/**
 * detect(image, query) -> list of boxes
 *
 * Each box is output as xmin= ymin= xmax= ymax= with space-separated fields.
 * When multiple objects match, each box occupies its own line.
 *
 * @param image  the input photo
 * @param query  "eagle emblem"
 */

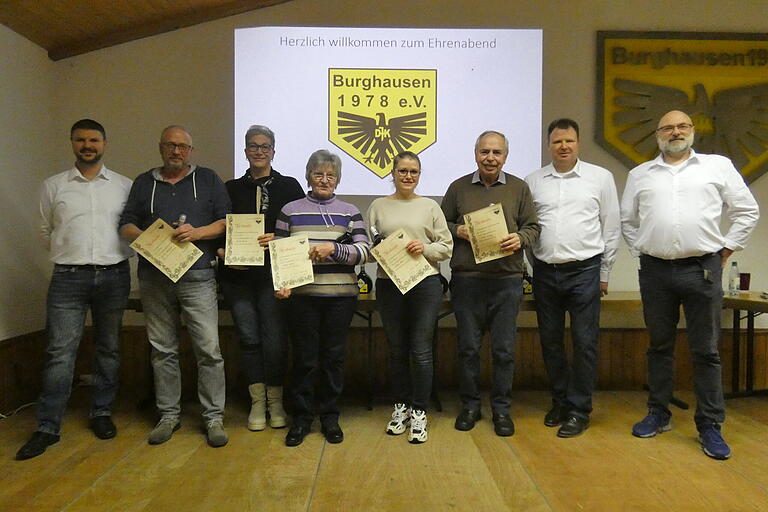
xmin=596 ymin=31 xmax=768 ymax=183
xmin=612 ymin=79 xmax=768 ymax=179
xmin=329 ymin=69 xmax=437 ymax=178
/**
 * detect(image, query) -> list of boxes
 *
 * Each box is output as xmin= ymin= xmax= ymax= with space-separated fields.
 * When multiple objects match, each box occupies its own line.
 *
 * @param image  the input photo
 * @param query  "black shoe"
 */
xmin=557 ymin=415 xmax=589 ymax=438
xmin=16 ymin=431 xmax=60 ymax=461
xmin=544 ymin=404 xmax=569 ymax=427
xmin=90 ymin=416 xmax=117 ymax=440
xmin=492 ymin=414 xmax=515 ymax=437
xmin=285 ymin=425 xmax=310 ymax=447
xmin=454 ymin=409 xmax=481 ymax=431
xmin=321 ymin=423 xmax=344 ymax=444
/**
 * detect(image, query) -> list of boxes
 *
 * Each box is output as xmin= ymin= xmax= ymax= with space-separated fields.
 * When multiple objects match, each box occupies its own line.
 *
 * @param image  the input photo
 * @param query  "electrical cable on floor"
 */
xmin=0 ymin=401 xmax=36 ymax=419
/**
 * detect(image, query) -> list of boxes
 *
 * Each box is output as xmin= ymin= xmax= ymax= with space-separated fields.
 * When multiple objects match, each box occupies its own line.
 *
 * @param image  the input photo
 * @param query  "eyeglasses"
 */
xmin=395 ymin=169 xmax=421 ymax=177
xmin=161 ymin=142 xmax=192 ymax=152
xmin=656 ymin=123 xmax=694 ymax=134
xmin=311 ymin=172 xmax=338 ymax=182
xmin=246 ymin=143 xmax=273 ymax=153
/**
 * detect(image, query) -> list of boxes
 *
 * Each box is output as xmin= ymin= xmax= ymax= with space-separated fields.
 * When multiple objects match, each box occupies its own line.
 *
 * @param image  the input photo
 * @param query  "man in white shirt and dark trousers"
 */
xmin=17 ymin=119 xmax=133 ymax=461
xmin=621 ymin=110 xmax=759 ymax=460
xmin=525 ymin=119 xmax=620 ymax=438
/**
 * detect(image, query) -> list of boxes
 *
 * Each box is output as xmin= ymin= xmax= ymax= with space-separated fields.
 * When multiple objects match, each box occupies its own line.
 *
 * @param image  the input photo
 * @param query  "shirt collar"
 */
xmin=544 ymin=159 xmax=581 ymax=178
xmin=471 ymin=170 xmax=506 ymax=185
xmin=67 ymin=164 xmax=110 ymax=181
xmin=152 ymin=164 xmax=197 ymax=181
xmin=650 ymin=149 xmax=699 ymax=171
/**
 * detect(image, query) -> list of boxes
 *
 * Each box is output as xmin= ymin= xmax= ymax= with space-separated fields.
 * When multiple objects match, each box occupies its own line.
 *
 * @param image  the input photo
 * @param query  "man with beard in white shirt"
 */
xmin=621 ymin=110 xmax=759 ymax=460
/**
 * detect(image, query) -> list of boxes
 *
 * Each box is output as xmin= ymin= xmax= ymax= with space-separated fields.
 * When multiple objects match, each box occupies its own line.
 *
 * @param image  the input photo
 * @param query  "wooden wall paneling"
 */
xmin=3 ymin=327 xmax=768 ymax=412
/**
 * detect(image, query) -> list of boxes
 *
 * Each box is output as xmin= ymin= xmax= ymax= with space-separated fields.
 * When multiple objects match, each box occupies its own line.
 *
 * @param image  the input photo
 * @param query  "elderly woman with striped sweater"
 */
xmin=275 ymin=149 xmax=370 ymax=447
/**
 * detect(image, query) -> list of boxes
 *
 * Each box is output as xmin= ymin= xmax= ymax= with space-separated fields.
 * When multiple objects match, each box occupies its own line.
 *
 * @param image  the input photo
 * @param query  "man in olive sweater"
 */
xmin=441 ymin=130 xmax=540 ymax=437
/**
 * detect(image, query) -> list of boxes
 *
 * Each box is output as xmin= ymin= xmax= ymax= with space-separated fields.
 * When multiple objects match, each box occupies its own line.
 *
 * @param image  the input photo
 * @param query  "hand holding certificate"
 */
xmin=130 ymin=218 xmax=203 ymax=282
xmin=225 ymin=214 xmax=265 ymax=266
xmin=371 ymin=228 xmax=433 ymax=294
xmin=269 ymin=235 xmax=315 ymax=290
xmin=464 ymin=203 xmax=509 ymax=264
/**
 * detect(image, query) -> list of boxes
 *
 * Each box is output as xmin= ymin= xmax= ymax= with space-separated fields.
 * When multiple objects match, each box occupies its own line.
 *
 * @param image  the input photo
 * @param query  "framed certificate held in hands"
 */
xmin=464 ymin=203 xmax=509 ymax=264
xmin=269 ymin=235 xmax=314 ymax=290
xmin=225 ymin=213 xmax=265 ymax=266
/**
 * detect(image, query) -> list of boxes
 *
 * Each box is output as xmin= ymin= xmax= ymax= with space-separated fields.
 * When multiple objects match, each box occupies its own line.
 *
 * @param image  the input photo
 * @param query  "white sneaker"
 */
xmin=409 ymin=409 xmax=428 ymax=444
xmin=386 ymin=403 xmax=410 ymax=435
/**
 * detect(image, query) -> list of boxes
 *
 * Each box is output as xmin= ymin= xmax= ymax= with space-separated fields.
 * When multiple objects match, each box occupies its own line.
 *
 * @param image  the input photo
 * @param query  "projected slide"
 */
xmin=235 ymin=27 xmax=542 ymax=196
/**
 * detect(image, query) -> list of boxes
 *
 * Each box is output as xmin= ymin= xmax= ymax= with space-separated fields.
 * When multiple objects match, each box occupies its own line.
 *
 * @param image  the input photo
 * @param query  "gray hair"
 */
xmin=244 ymin=125 xmax=275 ymax=148
xmin=474 ymin=130 xmax=509 ymax=153
xmin=305 ymin=149 xmax=342 ymax=184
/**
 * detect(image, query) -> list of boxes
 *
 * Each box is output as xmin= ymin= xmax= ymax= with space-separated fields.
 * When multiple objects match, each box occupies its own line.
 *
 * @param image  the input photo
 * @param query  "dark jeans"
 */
xmin=377 ymin=275 xmax=443 ymax=412
xmin=532 ymin=255 xmax=601 ymax=419
xmin=221 ymin=276 xmax=287 ymax=386
xmin=450 ymin=274 xmax=523 ymax=415
xmin=287 ymin=295 xmax=356 ymax=427
xmin=37 ymin=262 xmax=130 ymax=435
xmin=639 ymin=253 xmax=725 ymax=426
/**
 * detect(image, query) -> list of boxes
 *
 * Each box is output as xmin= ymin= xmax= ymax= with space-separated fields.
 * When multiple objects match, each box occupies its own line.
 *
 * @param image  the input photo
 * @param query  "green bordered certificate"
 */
xmin=225 ymin=213 xmax=265 ymax=266
xmin=268 ymin=235 xmax=314 ymax=290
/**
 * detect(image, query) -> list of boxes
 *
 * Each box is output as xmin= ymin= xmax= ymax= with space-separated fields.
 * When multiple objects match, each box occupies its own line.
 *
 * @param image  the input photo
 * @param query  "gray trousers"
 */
xmin=140 ymin=270 xmax=225 ymax=423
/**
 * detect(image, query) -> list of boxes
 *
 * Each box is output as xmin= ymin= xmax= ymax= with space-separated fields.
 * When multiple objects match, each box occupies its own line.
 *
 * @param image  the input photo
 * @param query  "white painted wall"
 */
xmin=0 ymin=25 xmax=55 ymax=339
xmin=2 ymin=0 xmax=766 ymax=337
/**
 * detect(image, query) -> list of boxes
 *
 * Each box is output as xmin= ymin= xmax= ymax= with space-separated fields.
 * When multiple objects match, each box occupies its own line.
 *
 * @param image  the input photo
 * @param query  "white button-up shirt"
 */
xmin=525 ymin=160 xmax=620 ymax=282
xmin=620 ymin=150 xmax=759 ymax=260
xmin=40 ymin=165 xmax=134 ymax=265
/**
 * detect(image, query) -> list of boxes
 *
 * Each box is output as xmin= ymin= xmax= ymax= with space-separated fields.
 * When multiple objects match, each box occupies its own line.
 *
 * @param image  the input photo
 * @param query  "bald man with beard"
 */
xmin=621 ymin=110 xmax=759 ymax=460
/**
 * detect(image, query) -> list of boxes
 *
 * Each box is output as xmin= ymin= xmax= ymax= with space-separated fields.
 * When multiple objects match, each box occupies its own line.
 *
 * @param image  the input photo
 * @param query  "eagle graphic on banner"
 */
xmin=336 ymin=111 xmax=427 ymax=170
xmin=613 ymin=79 xmax=768 ymax=173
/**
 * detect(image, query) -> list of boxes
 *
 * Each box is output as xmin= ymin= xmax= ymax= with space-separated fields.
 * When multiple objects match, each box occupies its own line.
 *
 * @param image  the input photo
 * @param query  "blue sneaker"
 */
xmin=632 ymin=411 xmax=671 ymax=438
xmin=698 ymin=424 xmax=731 ymax=460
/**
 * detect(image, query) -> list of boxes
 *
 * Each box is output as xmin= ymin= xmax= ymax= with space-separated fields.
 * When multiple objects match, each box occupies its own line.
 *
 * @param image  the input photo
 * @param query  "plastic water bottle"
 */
xmin=728 ymin=261 xmax=739 ymax=296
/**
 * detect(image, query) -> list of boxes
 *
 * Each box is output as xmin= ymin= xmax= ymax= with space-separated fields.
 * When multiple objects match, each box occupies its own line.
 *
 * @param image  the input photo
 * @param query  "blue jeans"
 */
xmin=532 ymin=255 xmax=601 ymax=419
xmin=377 ymin=275 xmax=442 ymax=412
xmin=140 ymin=270 xmax=225 ymax=423
xmin=639 ymin=253 xmax=725 ymax=426
xmin=287 ymin=295 xmax=356 ymax=427
xmin=220 ymin=276 xmax=287 ymax=386
xmin=37 ymin=261 xmax=130 ymax=435
xmin=450 ymin=274 xmax=523 ymax=415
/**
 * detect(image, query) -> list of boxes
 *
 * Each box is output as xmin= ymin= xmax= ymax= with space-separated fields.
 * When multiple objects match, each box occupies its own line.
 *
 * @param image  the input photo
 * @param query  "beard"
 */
xmin=76 ymin=151 xmax=102 ymax=164
xmin=658 ymin=132 xmax=693 ymax=156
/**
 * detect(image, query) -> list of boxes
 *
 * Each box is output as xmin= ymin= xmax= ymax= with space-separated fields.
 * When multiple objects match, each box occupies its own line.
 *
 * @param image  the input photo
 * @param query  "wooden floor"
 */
xmin=2 ymin=390 xmax=768 ymax=512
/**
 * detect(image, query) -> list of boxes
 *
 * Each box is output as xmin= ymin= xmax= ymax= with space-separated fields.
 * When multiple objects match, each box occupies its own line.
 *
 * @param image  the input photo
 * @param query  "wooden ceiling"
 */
xmin=0 ymin=0 xmax=293 ymax=61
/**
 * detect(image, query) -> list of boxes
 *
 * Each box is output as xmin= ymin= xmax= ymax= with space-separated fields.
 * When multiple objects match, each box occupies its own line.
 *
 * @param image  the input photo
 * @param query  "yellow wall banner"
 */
xmin=329 ymin=68 xmax=437 ymax=178
xmin=596 ymin=31 xmax=768 ymax=183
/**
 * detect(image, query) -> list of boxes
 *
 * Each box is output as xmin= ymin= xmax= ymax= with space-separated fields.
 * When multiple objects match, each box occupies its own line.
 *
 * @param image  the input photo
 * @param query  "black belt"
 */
xmin=55 ymin=260 xmax=129 ymax=271
xmin=640 ymin=253 xmax=715 ymax=266
xmin=534 ymin=253 xmax=601 ymax=270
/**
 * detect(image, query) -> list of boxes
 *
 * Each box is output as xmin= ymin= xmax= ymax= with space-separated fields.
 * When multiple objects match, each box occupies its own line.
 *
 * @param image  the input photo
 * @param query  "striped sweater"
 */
xmin=275 ymin=193 xmax=370 ymax=296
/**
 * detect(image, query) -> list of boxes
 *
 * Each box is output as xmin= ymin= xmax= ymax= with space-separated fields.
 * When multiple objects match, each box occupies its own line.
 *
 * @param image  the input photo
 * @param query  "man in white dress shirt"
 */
xmin=16 ymin=119 xmax=133 ymax=461
xmin=525 ymin=118 xmax=620 ymax=437
xmin=621 ymin=110 xmax=759 ymax=460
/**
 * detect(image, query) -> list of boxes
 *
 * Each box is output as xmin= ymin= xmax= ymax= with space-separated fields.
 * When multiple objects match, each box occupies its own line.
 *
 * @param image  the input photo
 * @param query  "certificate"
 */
xmin=371 ymin=228 xmax=434 ymax=295
xmin=130 ymin=218 xmax=203 ymax=283
xmin=269 ymin=235 xmax=314 ymax=290
xmin=225 ymin=214 xmax=265 ymax=266
xmin=464 ymin=203 xmax=509 ymax=264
